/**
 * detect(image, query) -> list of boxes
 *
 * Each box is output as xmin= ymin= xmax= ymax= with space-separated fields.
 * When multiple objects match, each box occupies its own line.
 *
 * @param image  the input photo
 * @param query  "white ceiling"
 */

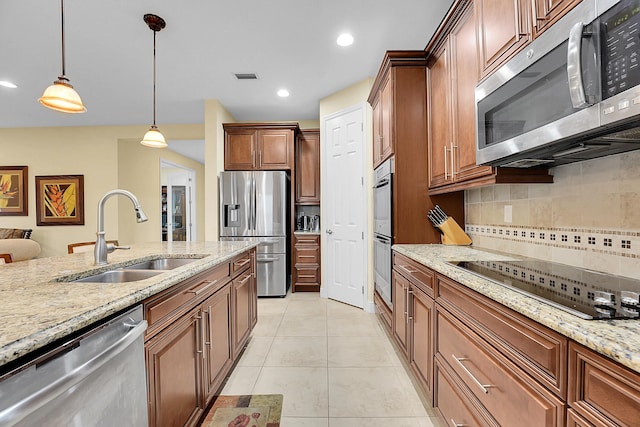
xmin=0 ymin=0 xmax=454 ymax=131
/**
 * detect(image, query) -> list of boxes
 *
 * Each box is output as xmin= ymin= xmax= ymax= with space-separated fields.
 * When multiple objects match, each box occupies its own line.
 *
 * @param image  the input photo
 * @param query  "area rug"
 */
xmin=203 ymin=395 xmax=283 ymax=427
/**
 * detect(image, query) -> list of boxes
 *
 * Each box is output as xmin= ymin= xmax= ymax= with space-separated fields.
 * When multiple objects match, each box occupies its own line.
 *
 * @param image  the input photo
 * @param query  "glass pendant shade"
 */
xmin=38 ymin=77 xmax=86 ymax=113
xmin=140 ymin=125 xmax=167 ymax=148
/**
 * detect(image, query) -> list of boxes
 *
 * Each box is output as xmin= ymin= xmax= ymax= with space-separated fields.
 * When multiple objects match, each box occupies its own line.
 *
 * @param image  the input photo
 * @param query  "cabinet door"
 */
xmin=250 ymin=250 xmax=258 ymax=329
xmin=257 ymin=129 xmax=293 ymax=170
xmin=392 ymin=270 xmax=409 ymax=358
xmin=225 ymin=129 xmax=257 ymax=170
xmin=203 ymin=286 xmax=232 ymax=403
xmin=232 ymin=270 xmax=252 ymax=358
xmin=532 ymin=0 xmax=583 ymax=37
xmin=451 ymin=6 xmax=494 ymax=183
xmin=146 ymin=309 xmax=203 ymax=427
xmin=476 ymin=0 xmax=531 ymax=77
xmin=428 ymin=43 xmax=451 ymax=188
xmin=372 ymin=96 xmax=383 ymax=168
xmin=296 ymin=130 xmax=320 ymax=204
xmin=409 ymin=286 xmax=434 ymax=398
xmin=379 ymin=72 xmax=394 ymax=166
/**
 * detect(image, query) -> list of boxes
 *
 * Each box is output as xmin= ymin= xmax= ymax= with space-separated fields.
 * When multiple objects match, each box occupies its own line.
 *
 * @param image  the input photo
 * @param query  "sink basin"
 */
xmin=123 ymin=257 xmax=198 ymax=270
xmin=72 ymin=269 xmax=162 ymax=283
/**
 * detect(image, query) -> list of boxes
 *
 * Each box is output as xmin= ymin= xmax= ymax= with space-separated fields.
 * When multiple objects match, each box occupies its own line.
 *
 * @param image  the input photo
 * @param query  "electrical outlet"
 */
xmin=504 ymin=205 xmax=513 ymax=223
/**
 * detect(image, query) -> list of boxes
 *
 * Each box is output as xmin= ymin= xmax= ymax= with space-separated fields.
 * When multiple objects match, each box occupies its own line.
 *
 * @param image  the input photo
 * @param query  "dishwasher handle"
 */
xmin=0 ymin=319 xmax=148 ymax=426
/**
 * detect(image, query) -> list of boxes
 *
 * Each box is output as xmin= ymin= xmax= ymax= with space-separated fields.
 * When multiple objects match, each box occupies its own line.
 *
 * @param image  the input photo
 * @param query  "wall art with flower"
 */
xmin=0 ymin=166 xmax=28 ymax=216
xmin=35 ymin=175 xmax=84 ymax=226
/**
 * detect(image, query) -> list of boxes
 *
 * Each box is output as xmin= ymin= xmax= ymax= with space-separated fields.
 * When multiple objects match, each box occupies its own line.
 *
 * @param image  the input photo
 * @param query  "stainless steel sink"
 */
xmin=72 ymin=269 xmax=163 ymax=283
xmin=123 ymin=258 xmax=198 ymax=270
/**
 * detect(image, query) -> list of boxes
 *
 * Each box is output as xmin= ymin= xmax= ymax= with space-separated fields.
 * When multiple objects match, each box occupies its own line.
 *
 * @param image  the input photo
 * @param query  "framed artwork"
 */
xmin=35 ymin=175 xmax=85 ymax=226
xmin=0 ymin=166 xmax=28 ymax=216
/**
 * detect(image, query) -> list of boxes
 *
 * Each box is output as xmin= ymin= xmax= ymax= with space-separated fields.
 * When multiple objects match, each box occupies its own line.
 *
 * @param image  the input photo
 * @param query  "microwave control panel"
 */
xmin=602 ymin=0 xmax=640 ymax=98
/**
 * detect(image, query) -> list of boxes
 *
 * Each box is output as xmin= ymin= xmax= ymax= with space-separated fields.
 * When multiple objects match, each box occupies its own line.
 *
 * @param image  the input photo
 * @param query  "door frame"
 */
xmin=320 ymin=102 xmax=371 ymax=311
xmin=161 ymin=159 xmax=197 ymax=242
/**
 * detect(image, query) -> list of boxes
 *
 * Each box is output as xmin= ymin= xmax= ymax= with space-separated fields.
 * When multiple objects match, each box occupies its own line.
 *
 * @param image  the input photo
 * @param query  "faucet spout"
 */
xmin=95 ymin=189 xmax=148 ymax=265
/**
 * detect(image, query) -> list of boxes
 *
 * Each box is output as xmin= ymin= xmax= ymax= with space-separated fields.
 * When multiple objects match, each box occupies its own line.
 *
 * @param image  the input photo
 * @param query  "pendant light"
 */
xmin=140 ymin=14 xmax=167 ymax=148
xmin=38 ymin=0 xmax=86 ymax=113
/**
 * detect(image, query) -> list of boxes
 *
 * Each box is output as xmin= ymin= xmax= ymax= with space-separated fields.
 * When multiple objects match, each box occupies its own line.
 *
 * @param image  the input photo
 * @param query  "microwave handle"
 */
xmin=567 ymin=22 xmax=588 ymax=108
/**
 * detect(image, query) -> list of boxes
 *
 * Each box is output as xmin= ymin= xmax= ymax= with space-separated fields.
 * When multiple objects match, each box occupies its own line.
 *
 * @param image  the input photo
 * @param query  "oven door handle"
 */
xmin=374 ymin=178 xmax=390 ymax=189
xmin=567 ymin=21 xmax=589 ymax=108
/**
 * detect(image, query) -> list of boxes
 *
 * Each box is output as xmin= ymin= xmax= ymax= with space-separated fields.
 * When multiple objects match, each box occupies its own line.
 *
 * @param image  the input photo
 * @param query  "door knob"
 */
xmin=326 ymin=229 xmax=333 ymax=235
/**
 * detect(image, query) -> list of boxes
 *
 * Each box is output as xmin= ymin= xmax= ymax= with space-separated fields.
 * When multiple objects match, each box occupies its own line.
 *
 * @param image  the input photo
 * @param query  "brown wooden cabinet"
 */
xmin=427 ymin=1 xmax=552 ymax=194
xmin=292 ymin=233 xmax=320 ymax=292
xmin=146 ymin=307 xmax=204 ymax=427
xmin=224 ymin=123 xmax=298 ymax=170
xmin=295 ymin=129 xmax=320 ymax=204
xmin=475 ymin=0 xmax=582 ymax=78
xmin=568 ymin=342 xmax=640 ymax=427
xmin=143 ymin=249 xmax=257 ymax=427
xmin=368 ymin=50 xmax=465 ymax=244
xmin=371 ymin=72 xmax=393 ymax=168
xmin=392 ymin=252 xmax=436 ymax=401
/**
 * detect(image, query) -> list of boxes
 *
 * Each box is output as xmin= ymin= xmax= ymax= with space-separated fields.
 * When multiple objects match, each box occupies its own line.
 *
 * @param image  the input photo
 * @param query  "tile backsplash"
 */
xmin=465 ymin=150 xmax=640 ymax=279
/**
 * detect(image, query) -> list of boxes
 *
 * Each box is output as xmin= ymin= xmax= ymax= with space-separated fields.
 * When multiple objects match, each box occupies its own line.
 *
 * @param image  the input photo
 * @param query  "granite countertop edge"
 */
xmin=0 ymin=241 xmax=260 ymax=368
xmin=393 ymin=244 xmax=640 ymax=374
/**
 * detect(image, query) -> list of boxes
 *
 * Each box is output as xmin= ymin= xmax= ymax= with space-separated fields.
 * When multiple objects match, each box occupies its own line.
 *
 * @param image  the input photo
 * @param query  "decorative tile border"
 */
xmin=465 ymin=224 xmax=640 ymax=260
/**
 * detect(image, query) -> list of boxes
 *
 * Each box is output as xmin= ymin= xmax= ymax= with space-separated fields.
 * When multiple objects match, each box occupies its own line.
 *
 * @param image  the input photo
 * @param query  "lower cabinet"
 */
xmin=292 ymin=234 xmax=321 ymax=292
xmin=146 ymin=308 xmax=204 ymax=427
xmin=144 ymin=248 xmax=256 ymax=427
xmin=388 ymin=250 xmax=640 ymax=427
xmin=392 ymin=252 xmax=436 ymax=401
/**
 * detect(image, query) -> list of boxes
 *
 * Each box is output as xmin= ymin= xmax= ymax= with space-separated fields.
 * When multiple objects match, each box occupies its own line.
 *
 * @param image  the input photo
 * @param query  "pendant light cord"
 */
xmin=60 ymin=0 xmax=66 ymax=77
xmin=152 ymin=29 xmax=157 ymax=127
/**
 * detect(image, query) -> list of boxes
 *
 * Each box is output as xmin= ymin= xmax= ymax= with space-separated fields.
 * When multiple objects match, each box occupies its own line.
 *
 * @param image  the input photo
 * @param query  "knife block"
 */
xmin=438 ymin=217 xmax=472 ymax=246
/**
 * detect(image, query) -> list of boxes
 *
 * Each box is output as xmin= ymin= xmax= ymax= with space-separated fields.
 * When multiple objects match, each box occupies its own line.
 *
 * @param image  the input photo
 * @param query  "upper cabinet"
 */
xmin=295 ymin=129 xmax=320 ymax=205
xmin=476 ymin=0 xmax=582 ymax=78
xmin=224 ymin=123 xmax=298 ymax=171
xmin=427 ymin=0 xmax=553 ymax=194
xmin=371 ymin=73 xmax=394 ymax=168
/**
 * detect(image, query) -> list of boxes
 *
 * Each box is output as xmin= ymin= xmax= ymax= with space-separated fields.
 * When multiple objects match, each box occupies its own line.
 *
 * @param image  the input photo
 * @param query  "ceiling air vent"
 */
xmin=234 ymin=73 xmax=258 ymax=80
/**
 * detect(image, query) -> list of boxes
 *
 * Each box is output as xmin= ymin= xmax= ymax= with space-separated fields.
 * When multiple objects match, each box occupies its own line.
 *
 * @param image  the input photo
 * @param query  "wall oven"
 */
xmin=476 ymin=0 xmax=640 ymax=168
xmin=373 ymin=158 xmax=393 ymax=309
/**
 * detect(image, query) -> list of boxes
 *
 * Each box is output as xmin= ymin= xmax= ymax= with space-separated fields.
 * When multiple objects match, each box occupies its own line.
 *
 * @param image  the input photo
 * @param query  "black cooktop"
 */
xmin=448 ymin=259 xmax=640 ymax=320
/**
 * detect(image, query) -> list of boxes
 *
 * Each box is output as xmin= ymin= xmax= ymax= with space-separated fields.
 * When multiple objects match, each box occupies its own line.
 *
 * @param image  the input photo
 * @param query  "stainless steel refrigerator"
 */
xmin=219 ymin=171 xmax=288 ymax=296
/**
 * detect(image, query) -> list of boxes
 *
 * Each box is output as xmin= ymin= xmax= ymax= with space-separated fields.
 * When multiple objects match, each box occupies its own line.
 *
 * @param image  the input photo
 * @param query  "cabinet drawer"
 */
xmin=294 ymin=245 xmax=319 ymax=264
xmin=437 ymin=275 xmax=567 ymax=398
xmin=567 ymin=409 xmax=595 ymax=427
xmin=295 ymin=267 xmax=319 ymax=283
xmin=568 ymin=342 xmax=640 ymax=427
xmin=145 ymin=262 xmax=230 ymax=333
xmin=393 ymin=252 xmax=435 ymax=298
xmin=436 ymin=307 xmax=565 ymax=427
xmin=435 ymin=357 xmax=496 ymax=427
xmin=231 ymin=252 xmax=252 ymax=276
xmin=294 ymin=234 xmax=319 ymax=245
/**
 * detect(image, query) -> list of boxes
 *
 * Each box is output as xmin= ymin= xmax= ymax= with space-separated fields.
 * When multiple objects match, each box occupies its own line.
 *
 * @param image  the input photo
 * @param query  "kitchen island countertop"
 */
xmin=393 ymin=244 xmax=640 ymax=374
xmin=0 ymin=241 xmax=259 ymax=369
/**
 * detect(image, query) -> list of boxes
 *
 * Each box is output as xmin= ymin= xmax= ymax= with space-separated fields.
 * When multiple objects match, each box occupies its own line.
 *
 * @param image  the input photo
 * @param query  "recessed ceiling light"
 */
xmin=277 ymin=89 xmax=290 ymax=98
xmin=336 ymin=33 xmax=354 ymax=47
xmin=0 ymin=81 xmax=17 ymax=89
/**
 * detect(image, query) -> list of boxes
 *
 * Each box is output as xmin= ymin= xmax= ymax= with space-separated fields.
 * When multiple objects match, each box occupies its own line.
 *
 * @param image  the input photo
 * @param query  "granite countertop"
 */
xmin=393 ymin=244 xmax=640 ymax=374
xmin=0 ymin=241 xmax=259 ymax=369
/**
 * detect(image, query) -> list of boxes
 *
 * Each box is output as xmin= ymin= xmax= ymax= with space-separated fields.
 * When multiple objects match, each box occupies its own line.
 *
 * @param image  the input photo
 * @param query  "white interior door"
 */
xmin=322 ymin=105 xmax=366 ymax=308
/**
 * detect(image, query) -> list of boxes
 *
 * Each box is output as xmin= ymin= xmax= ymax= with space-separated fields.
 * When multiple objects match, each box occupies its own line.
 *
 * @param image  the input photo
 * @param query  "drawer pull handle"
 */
xmin=450 ymin=419 xmax=468 ymax=427
xmin=299 ymin=255 xmax=315 ymax=258
xmin=234 ymin=258 xmax=250 ymax=267
xmin=299 ymin=275 xmax=315 ymax=278
xmin=452 ymin=354 xmax=494 ymax=394
xmin=238 ymin=274 xmax=251 ymax=285
xmin=186 ymin=279 xmax=218 ymax=295
xmin=398 ymin=265 xmax=419 ymax=274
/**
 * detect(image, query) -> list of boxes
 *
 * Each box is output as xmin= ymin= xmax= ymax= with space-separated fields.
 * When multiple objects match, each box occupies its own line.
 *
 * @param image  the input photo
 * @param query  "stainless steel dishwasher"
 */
xmin=0 ymin=305 xmax=148 ymax=427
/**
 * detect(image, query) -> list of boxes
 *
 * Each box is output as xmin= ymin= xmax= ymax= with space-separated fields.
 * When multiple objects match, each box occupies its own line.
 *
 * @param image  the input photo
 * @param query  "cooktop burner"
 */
xmin=448 ymin=259 xmax=640 ymax=320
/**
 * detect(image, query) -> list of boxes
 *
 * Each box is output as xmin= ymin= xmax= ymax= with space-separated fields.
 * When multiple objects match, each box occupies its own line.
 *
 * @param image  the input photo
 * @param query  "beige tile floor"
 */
xmin=219 ymin=292 xmax=442 ymax=427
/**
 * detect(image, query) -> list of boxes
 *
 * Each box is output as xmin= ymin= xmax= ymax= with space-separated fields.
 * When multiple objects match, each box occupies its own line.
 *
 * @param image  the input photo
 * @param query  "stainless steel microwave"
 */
xmin=476 ymin=0 xmax=640 ymax=168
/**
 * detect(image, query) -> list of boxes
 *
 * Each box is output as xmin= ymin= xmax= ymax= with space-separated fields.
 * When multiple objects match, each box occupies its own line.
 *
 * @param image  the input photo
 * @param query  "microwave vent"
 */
xmin=501 ymin=158 xmax=555 ymax=168
xmin=600 ymin=126 xmax=640 ymax=141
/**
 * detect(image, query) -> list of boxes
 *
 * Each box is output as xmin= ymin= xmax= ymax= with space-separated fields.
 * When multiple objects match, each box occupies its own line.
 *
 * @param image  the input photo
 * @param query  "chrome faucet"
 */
xmin=95 ymin=189 xmax=148 ymax=265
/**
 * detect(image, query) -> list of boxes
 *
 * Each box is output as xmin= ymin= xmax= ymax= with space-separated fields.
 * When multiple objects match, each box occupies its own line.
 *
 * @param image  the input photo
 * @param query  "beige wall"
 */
xmin=319 ymin=78 xmax=376 ymax=307
xmin=465 ymin=150 xmax=640 ymax=279
xmin=0 ymin=124 xmax=203 ymax=257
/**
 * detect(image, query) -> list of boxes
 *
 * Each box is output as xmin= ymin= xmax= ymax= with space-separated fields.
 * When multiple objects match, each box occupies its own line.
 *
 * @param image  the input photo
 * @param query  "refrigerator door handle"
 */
xmin=249 ymin=175 xmax=255 ymax=231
